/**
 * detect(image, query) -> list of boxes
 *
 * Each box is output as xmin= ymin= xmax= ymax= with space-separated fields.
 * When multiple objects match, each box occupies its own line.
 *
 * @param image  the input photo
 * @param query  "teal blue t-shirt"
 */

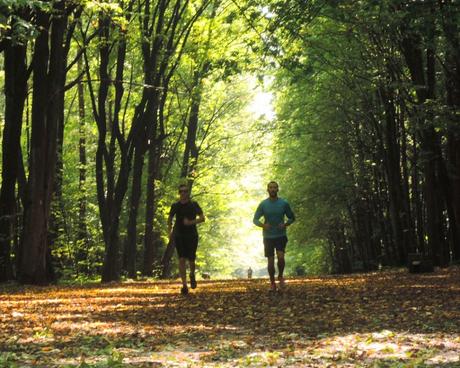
xmin=253 ymin=197 xmax=295 ymax=239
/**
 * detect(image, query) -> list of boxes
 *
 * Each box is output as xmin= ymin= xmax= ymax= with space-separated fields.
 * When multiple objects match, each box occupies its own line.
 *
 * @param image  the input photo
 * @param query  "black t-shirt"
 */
xmin=169 ymin=200 xmax=203 ymax=235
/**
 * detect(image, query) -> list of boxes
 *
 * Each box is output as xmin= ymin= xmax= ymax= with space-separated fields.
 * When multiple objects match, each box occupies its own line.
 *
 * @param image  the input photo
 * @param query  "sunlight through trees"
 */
xmin=0 ymin=0 xmax=459 ymax=284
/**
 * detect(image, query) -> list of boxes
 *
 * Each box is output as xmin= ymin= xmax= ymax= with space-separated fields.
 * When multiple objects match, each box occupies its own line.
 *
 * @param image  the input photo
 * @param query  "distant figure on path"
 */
xmin=168 ymin=184 xmax=205 ymax=295
xmin=253 ymin=181 xmax=295 ymax=291
xmin=247 ymin=267 xmax=253 ymax=279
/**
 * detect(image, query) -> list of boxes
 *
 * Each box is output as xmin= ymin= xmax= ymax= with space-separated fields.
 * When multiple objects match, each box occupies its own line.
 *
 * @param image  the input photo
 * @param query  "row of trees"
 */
xmin=3 ymin=0 xmax=458 ymax=283
xmin=267 ymin=0 xmax=460 ymax=273
xmin=0 ymin=0 xmax=268 ymax=284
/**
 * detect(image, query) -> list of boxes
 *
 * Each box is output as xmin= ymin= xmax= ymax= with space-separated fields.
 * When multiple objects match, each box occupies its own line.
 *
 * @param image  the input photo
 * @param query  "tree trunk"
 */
xmin=440 ymin=0 xmax=460 ymax=262
xmin=412 ymin=139 xmax=426 ymax=254
xmin=143 ymin=116 xmax=160 ymax=277
xmin=92 ymin=14 xmax=132 ymax=283
xmin=76 ymin=56 xmax=89 ymax=272
xmin=0 ymin=36 xmax=28 ymax=282
xmin=379 ymin=86 xmax=407 ymax=265
xmin=399 ymin=105 xmax=416 ymax=254
xmin=47 ymin=64 xmax=67 ymax=280
xmin=18 ymin=3 xmax=69 ymax=284
xmin=400 ymin=24 xmax=446 ymax=266
xmin=124 ymin=143 xmax=146 ymax=278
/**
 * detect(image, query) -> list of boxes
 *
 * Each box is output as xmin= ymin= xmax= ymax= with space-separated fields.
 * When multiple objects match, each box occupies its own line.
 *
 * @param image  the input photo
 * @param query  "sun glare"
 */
xmin=226 ymin=173 xmax=269 ymax=275
xmin=248 ymin=91 xmax=275 ymax=121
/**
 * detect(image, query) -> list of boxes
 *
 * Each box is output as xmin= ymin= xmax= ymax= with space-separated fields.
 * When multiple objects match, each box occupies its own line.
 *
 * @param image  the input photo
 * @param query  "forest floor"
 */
xmin=0 ymin=268 xmax=459 ymax=367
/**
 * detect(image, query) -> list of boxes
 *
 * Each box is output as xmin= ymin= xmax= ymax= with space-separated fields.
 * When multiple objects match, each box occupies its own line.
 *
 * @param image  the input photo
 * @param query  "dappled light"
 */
xmin=1 ymin=269 xmax=459 ymax=366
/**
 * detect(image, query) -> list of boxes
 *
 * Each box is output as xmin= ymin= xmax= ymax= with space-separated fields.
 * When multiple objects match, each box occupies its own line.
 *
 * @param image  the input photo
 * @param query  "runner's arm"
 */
xmin=284 ymin=202 xmax=295 ymax=226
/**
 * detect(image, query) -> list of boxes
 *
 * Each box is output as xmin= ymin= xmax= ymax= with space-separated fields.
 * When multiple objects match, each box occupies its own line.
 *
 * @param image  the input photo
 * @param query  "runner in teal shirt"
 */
xmin=253 ymin=181 xmax=295 ymax=291
xmin=253 ymin=197 xmax=295 ymax=238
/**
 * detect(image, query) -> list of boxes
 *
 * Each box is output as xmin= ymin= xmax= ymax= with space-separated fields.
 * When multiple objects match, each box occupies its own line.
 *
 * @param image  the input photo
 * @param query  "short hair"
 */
xmin=178 ymin=184 xmax=188 ymax=191
xmin=267 ymin=181 xmax=279 ymax=188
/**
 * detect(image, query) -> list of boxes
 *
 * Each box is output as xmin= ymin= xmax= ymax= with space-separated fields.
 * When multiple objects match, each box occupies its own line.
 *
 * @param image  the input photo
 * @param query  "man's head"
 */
xmin=178 ymin=184 xmax=190 ymax=201
xmin=267 ymin=181 xmax=279 ymax=198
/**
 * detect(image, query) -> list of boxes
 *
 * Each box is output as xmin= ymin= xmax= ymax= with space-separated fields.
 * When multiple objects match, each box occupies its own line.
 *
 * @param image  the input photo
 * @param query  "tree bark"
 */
xmin=76 ymin=56 xmax=89 ymax=272
xmin=18 ymin=2 xmax=70 ymax=284
xmin=0 ymin=32 xmax=28 ymax=282
xmin=124 ymin=143 xmax=145 ymax=278
xmin=143 ymin=101 xmax=161 ymax=277
xmin=379 ymin=86 xmax=407 ymax=264
xmin=439 ymin=0 xmax=460 ymax=262
xmin=400 ymin=24 xmax=445 ymax=266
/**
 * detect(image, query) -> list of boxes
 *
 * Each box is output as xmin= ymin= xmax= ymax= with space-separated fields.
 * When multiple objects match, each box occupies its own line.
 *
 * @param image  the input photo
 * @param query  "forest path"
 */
xmin=0 ymin=269 xmax=459 ymax=367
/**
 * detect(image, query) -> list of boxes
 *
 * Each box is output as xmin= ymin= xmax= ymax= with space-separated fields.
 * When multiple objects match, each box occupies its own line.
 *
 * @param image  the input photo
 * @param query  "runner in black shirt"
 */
xmin=168 ymin=184 xmax=205 ymax=295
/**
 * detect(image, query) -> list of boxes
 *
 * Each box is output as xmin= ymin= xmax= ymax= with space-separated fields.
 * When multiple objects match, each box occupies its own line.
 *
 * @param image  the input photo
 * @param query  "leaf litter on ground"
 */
xmin=0 ymin=268 xmax=459 ymax=367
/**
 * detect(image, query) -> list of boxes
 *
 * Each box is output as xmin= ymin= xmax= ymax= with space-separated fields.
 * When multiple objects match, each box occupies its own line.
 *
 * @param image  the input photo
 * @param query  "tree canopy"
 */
xmin=0 ymin=0 xmax=459 ymax=284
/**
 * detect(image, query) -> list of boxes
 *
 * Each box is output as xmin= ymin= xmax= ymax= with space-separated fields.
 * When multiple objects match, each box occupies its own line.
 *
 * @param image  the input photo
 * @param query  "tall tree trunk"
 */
xmin=439 ymin=0 xmax=460 ymax=262
xmin=399 ymin=105 xmax=417 ymax=254
xmin=18 ymin=2 xmax=69 ymax=284
xmin=143 ymin=106 xmax=160 ymax=277
xmin=0 ymin=35 xmax=28 ymax=282
xmin=76 ymin=56 xmax=89 ymax=272
xmin=400 ymin=24 xmax=445 ymax=266
xmin=47 ymin=73 xmax=67 ymax=281
xmin=90 ymin=13 xmax=132 ymax=283
xmin=79 ymin=6 xmax=136 ymax=282
xmin=412 ymin=138 xmax=425 ymax=253
xmin=89 ymin=29 xmax=112 ymax=279
xmin=379 ymin=86 xmax=407 ymax=264
xmin=124 ymin=142 xmax=146 ymax=278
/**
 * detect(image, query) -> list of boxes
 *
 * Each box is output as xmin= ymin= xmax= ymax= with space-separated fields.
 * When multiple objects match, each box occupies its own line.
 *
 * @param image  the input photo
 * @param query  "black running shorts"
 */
xmin=174 ymin=233 xmax=198 ymax=261
xmin=263 ymin=236 xmax=288 ymax=257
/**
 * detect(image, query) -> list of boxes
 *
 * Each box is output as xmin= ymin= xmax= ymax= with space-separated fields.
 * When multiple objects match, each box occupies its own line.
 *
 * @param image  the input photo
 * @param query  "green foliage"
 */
xmin=0 ymin=0 xmax=41 ymax=45
xmin=164 ymin=72 xmax=272 ymax=277
xmin=0 ymin=352 xmax=19 ymax=368
xmin=266 ymin=1 xmax=387 ymax=271
xmin=285 ymin=239 xmax=330 ymax=275
xmin=23 ymin=0 xmax=275 ymax=280
xmin=263 ymin=0 xmax=460 ymax=272
xmin=4 ymin=0 xmax=457 ymax=282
